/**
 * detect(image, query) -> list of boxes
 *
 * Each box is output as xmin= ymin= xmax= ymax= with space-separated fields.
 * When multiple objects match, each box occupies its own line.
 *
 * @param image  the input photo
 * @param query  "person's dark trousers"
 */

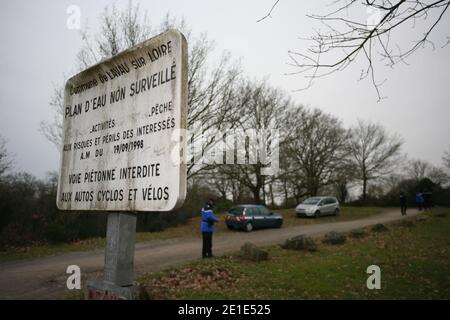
xmin=401 ymin=205 xmax=407 ymax=215
xmin=202 ymin=232 xmax=213 ymax=258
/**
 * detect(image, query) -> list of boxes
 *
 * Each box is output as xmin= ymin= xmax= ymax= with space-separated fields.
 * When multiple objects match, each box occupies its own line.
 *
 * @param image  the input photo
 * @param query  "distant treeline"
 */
xmin=1 ymin=169 xmax=449 ymax=248
xmin=347 ymin=177 xmax=450 ymax=207
xmin=0 ymin=172 xmax=229 ymax=248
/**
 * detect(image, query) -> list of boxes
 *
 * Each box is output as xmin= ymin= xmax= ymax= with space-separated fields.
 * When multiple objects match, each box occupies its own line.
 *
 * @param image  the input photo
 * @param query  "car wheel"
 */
xmin=314 ymin=211 xmax=320 ymax=218
xmin=245 ymin=222 xmax=253 ymax=232
xmin=334 ymin=208 xmax=340 ymax=216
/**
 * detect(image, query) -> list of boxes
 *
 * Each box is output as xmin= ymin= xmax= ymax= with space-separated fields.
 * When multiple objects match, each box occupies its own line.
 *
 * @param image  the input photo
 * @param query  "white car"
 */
xmin=295 ymin=196 xmax=340 ymax=218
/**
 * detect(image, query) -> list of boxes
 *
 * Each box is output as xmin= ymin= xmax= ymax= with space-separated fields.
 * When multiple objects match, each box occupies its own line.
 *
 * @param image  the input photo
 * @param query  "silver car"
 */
xmin=295 ymin=196 xmax=340 ymax=218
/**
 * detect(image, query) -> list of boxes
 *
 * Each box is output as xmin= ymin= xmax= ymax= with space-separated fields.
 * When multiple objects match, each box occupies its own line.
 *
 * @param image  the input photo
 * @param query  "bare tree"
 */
xmin=273 ymin=105 xmax=309 ymax=205
xmin=40 ymin=1 xmax=152 ymax=147
xmin=407 ymin=159 xmax=432 ymax=181
xmin=276 ymin=146 xmax=300 ymax=206
xmin=427 ymin=165 xmax=449 ymax=185
xmin=210 ymin=173 xmax=232 ymax=201
xmin=285 ymin=108 xmax=350 ymax=197
xmin=76 ymin=2 xmax=153 ymax=70
xmin=40 ymin=85 xmax=65 ymax=147
xmin=0 ymin=136 xmax=12 ymax=177
xmin=217 ymin=79 xmax=290 ymax=204
xmin=332 ymin=159 xmax=358 ymax=203
xmin=185 ymin=39 xmax=241 ymax=179
xmin=406 ymin=158 xmax=449 ymax=185
xmin=443 ymin=150 xmax=450 ymax=171
xmin=259 ymin=1 xmax=450 ymax=100
xmin=348 ymin=120 xmax=403 ymax=201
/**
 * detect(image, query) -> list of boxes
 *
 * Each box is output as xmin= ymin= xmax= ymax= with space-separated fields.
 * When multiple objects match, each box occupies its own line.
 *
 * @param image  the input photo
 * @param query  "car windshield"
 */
xmin=302 ymin=197 xmax=322 ymax=205
xmin=228 ymin=207 xmax=246 ymax=215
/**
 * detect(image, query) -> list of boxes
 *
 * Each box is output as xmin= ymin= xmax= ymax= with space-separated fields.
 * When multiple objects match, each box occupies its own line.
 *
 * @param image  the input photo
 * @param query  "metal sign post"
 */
xmin=57 ymin=29 xmax=187 ymax=299
xmin=87 ymin=212 xmax=136 ymax=300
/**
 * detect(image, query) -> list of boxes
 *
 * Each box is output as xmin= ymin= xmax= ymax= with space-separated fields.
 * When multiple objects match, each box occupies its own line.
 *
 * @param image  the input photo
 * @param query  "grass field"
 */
xmin=0 ymin=206 xmax=387 ymax=262
xmin=137 ymin=207 xmax=450 ymax=300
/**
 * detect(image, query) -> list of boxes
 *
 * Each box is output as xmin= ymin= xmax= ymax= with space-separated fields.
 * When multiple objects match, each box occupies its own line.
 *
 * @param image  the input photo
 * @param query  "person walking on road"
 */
xmin=415 ymin=192 xmax=424 ymax=211
xmin=423 ymin=189 xmax=432 ymax=211
xmin=400 ymin=191 xmax=407 ymax=216
xmin=201 ymin=199 xmax=219 ymax=258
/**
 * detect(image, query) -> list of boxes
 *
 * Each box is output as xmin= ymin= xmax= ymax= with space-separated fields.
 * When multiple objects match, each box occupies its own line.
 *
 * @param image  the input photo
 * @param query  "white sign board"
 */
xmin=57 ymin=30 xmax=187 ymax=212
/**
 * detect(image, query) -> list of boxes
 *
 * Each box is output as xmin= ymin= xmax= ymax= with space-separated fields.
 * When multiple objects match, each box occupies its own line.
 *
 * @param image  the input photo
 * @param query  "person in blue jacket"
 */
xmin=415 ymin=192 xmax=424 ymax=211
xmin=201 ymin=199 xmax=219 ymax=258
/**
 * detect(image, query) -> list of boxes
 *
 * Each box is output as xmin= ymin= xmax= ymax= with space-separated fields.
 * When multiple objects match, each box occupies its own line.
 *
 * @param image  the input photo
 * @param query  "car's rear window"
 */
xmin=302 ymin=197 xmax=321 ymax=205
xmin=258 ymin=206 xmax=271 ymax=215
xmin=229 ymin=207 xmax=246 ymax=215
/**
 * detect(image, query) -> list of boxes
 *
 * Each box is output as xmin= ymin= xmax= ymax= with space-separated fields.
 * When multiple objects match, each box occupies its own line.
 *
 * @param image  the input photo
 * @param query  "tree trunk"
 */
xmin=362 ymin=177 xmax=367 ymax=201
xmin=269 ymin=183 xmax=275 ymax=208
xmin=337 ymin=181 xmax=347 ymax=204
xmin=283 ymin=181 xmax=289 ymax=208
xmin=262 ymin=183 xmax=266 ymax=205
xmin=252 ymin=188 xmax=261 ymax=204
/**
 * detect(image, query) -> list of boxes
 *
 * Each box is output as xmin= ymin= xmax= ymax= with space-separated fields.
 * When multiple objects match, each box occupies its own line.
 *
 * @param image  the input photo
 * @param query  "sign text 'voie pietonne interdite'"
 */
xmin=57 ymin=29 xmax=187 ymax=212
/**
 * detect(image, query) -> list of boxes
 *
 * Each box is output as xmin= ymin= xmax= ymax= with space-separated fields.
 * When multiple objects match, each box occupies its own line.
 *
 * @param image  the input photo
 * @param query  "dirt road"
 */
xmin=0 ymin=209 xmax=417 ymax=299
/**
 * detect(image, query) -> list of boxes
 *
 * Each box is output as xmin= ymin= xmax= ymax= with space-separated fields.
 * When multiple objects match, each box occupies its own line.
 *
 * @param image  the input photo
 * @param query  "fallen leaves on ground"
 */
xmin=144 ymin=264 xmax=240 ymax=299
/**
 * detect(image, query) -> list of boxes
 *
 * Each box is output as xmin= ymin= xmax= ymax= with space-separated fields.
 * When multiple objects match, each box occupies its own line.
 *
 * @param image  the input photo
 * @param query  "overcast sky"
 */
xmin=1 ymin=0 xmax=449 ymax=179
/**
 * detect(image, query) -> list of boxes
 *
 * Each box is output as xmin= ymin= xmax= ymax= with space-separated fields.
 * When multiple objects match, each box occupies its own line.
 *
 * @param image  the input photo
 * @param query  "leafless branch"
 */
xmin=257 ymin=0 xmax=280 ymax=22
xmin=289 ymin=0 xmax=450 ymax=100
